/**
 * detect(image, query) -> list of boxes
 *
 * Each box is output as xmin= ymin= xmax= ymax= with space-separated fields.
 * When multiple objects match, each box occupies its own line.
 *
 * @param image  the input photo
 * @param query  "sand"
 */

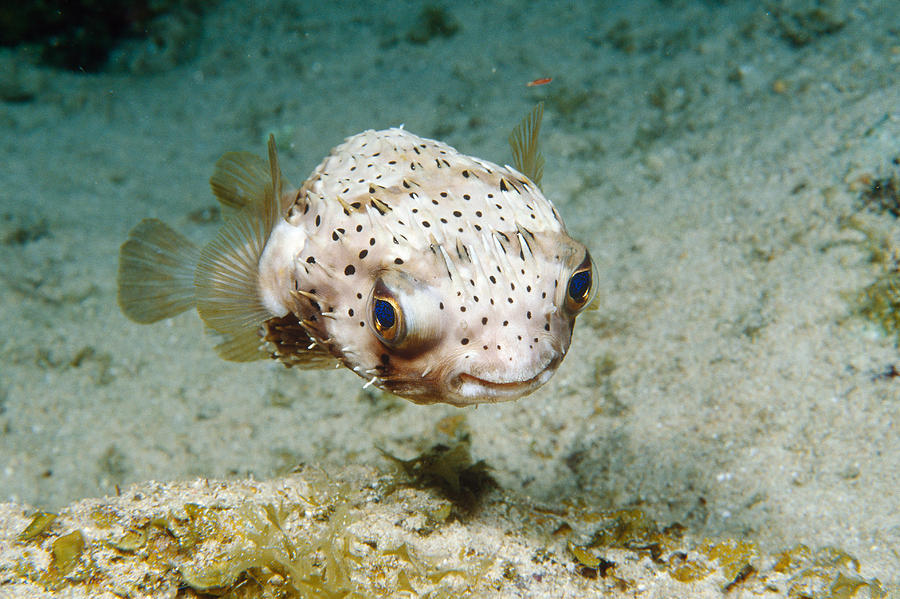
xmin=1 ymin=0 xmax=899 ymax=595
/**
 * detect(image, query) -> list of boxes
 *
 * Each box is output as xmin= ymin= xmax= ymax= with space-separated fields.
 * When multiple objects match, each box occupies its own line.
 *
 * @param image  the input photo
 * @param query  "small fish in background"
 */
xmin=526 ymin=77 xmax=553 ymax=87
xmin=117 ymin=104 xmax=596 ymax=405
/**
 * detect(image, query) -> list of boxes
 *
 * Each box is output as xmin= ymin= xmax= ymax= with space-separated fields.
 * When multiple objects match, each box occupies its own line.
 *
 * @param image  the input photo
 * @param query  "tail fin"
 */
xmin=194 ymin=135 xmax=283 ymax=362
xmin=118 ymin=219 xmax=201 ymax=323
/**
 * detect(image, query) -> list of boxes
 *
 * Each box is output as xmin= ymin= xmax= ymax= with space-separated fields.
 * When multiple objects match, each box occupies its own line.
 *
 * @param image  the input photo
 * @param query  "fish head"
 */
xmin=309 ymin=223 xmax=595 ymax=406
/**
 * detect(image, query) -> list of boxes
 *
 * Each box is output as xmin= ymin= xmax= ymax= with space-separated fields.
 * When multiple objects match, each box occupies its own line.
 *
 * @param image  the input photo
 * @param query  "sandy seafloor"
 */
xmin=1 ymin=0 xmax=900 ymax=595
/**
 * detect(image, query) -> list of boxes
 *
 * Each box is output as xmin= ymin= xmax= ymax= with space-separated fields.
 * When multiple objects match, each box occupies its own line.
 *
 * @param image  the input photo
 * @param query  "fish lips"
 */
xmin=450 ymin=355 xmax=563 ymax=404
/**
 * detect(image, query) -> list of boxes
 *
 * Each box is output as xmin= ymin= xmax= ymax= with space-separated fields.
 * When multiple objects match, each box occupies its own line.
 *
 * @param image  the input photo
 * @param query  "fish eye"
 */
xmin=565 ymin=252 xmax=594 ymax=313
xmin=368 ymin=271 xmax=443 ymax=353
xmin=372 ymin=283 xmax=404 ymax=344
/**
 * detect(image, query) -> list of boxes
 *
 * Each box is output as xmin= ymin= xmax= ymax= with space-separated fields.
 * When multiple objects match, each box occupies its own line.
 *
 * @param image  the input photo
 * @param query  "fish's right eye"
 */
xmin=368 ymin=272 xmax=442 ymax=353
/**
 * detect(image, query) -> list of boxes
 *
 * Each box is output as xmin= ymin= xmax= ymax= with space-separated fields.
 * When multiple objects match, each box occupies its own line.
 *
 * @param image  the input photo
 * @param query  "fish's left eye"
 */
xmin=565 ymin=252 xmax=594 ymax=313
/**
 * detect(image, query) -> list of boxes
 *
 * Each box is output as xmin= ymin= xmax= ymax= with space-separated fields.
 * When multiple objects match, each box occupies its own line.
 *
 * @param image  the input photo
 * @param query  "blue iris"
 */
xmin=373 ymin=298 xmax=396 ymax=329
xmin=567 ymin=270 xmax=591 ymax=302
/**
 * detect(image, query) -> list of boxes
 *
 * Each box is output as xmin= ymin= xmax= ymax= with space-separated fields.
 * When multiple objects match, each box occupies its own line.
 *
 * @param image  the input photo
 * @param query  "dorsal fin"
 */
xmin=194 ymin=135 xmax=283 ymax=362
xmin=117 ymin=219 xmax=201 ymax=323
xmin=508 ymin=102 xmax=545 ymax=189
xmin=268 ymin=134 xmax=283 ymax=201
xmin=209 ymin=151 xmax=270 ymax=210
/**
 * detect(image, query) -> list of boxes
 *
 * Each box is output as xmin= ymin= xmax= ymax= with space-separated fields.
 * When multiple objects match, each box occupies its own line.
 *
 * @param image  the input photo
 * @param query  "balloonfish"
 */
xmin=117 ymin=104 xmax=596 ymax=406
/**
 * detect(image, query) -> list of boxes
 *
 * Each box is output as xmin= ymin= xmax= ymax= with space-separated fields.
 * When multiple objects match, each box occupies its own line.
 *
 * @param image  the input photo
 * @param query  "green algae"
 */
xmin=839 ymin=167 xmax=900 ymax=344
xmin=50 ymin=530 xmax=84 ymax=577
xmin=830 ymin=215 xmax=900 ymax=345
xmin=5 ymin=465 xmax=894 ymax=597
xmin=17 ymin=510 xmax=56 ymax=541
xmin=564 ymin=508 xmax=886 ymax=596
xmin=381 ymin=440 xmax=496 ymax=515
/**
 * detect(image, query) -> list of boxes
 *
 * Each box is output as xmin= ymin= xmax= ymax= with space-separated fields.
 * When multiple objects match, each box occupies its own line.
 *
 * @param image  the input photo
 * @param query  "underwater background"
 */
xmin=1 ymin=0 xmax=899 ymax=595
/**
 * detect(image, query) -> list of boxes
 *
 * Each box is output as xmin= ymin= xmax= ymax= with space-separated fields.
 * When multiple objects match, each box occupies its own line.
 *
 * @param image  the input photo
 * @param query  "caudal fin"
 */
xmin=117 ymin=219 xmax=201 ymax=323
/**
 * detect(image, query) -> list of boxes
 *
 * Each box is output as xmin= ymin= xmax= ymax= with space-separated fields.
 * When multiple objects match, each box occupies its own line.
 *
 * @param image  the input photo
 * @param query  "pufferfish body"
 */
xmin=118 ymin=105 xmax=596 ymax=405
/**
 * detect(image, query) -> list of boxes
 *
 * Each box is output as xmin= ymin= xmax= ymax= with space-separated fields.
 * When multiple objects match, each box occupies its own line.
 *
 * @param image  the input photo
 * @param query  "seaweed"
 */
xmin=566 ymin=508 xmax=886 ymax=596
xmin=857 ymin=162 xmax=900 ymax=218
xmin=381 ymin=435 xmax=497 ymax=516
xmin=178 ymin=501 xmax=356 ymax=596
xmin=50 ymin=530 xmax=85 ymax=577
xmin=769 ymin=0 xmax=846 ymax=47
xmin=834 ymin=215 xmax=900 ymax=345
xmin=17 ymin=510 xmax=57 ymax=541
xmin=856 ymin=266 xmax=900 ymax=344
xmin=4 ymin=473 xmax=893 ymax=597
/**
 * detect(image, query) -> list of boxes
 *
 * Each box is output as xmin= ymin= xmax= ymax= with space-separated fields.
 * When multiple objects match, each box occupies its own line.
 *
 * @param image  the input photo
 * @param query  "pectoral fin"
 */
xmin=194 ymin=136 xmax=284 ymax=362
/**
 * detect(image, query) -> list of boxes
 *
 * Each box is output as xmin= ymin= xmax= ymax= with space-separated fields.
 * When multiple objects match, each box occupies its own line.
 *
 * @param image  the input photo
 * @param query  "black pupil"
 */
xmin=568 ymin=270 xmax=591 ymax=302
xmin=374 ymin=299 xmax=395 ymax=329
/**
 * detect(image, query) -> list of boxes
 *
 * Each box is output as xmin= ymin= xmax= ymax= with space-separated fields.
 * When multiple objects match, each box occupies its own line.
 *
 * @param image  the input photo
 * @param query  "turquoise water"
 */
xmin=1 ymin=0 xmax=899 ymax=587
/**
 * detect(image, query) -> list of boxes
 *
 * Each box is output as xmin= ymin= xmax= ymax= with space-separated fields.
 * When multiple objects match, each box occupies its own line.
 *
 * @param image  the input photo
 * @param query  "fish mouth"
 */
xmin=454 ymin=357 xmax=560 ymax=403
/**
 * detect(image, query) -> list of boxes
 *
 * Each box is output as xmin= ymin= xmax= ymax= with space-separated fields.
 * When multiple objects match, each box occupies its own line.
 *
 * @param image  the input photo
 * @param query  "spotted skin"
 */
xmin=256 ymin=128 xmax=594 ymax=406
